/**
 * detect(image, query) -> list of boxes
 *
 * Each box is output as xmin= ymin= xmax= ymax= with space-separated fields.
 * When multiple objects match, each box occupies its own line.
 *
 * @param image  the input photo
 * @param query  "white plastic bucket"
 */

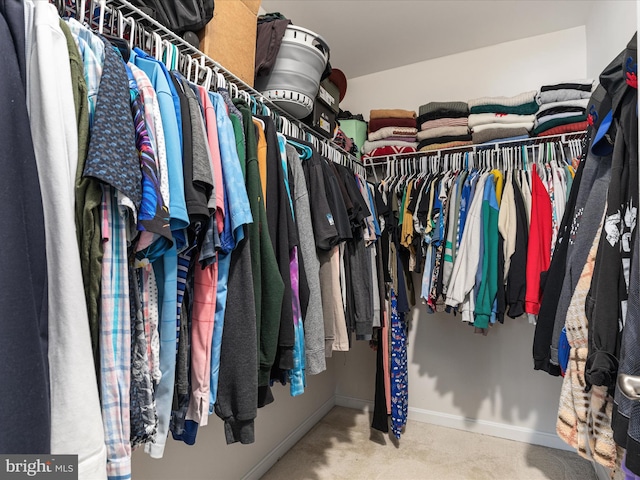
xmin=255 ymin=25 xmax=330 ymax=119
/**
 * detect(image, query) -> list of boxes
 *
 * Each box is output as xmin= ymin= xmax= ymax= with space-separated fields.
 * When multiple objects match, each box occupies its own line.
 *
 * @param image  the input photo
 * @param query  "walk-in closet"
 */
xmin=0 ymin=1 xmax=638 ymax=479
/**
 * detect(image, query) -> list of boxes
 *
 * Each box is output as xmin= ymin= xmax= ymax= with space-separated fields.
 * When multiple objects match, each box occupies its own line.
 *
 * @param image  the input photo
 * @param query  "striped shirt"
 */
xmin=101 ymin=186 xmax=132 ymax=480
xmin=129 ymin=64 xmax=171 ymax=213
xmin=65 ymin=18 xmax=104 ymax=126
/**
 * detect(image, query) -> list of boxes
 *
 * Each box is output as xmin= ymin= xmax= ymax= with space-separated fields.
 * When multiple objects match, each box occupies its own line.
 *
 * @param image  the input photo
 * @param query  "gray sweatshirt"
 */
xmin=286 ymin=144 xmax=327 ymax=374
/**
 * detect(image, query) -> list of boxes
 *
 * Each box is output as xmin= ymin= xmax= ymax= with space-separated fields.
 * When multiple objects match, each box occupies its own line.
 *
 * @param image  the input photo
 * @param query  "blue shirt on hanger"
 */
xmin=131 ymin=48 xmax=189 ymax=249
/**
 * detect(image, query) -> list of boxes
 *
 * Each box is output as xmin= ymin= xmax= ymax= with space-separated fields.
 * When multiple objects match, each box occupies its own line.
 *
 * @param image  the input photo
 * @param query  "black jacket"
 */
xmin=0 ymin=5 xmax=50 ymax=453
xmin=585 ymin=33 xmax=638 ymax=392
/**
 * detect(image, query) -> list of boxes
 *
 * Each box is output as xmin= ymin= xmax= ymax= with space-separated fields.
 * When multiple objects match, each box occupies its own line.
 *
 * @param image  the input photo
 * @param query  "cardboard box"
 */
xmin=242 ymin=0 xmax=261 ymax=14
xmin=198 ymin=0 xmax=261 ymax=87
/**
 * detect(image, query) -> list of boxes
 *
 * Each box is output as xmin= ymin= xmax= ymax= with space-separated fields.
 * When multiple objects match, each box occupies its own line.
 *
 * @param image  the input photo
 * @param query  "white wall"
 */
xmin=586 ymin=0 xmax=636 ymax=79
xmin=341 ymin=26 xmax=587 ymax=117
xmin=131 ymin=369 xmax=336 ymax=479
xmin=336 ymin=26 xmax=589 ymax=445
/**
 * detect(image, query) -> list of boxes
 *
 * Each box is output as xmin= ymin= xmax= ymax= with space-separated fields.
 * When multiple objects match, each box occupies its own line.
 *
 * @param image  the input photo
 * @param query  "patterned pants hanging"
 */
xmin=390 ymin=289 xmax=408 ymax=439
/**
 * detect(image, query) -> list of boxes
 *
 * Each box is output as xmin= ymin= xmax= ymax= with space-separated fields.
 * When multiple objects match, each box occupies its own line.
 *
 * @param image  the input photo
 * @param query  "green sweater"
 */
xmin=474 ymin=173 xmax=500 ymax=329
xmin=60 ymin=19 xmax=103 ymax=373
xmin=234 ymin=100 xmax=284 ymax=388
xmin=531 ymin=114 xmax=587 ymax=136
xmin=470 ymin=100 xmax=539 ymax=115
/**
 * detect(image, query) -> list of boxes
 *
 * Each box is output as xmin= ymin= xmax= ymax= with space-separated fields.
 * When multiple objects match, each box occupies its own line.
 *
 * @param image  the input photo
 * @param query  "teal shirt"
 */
xmin=474 ymin=174 xmax=500 ymax=329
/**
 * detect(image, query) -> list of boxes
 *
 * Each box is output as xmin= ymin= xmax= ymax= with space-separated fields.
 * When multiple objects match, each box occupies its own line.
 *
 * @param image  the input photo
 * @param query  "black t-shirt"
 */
xmin=294 ymin=137 xmax=340 ymax=250
xmin=321 ymin=158 xmax=352 ymax=243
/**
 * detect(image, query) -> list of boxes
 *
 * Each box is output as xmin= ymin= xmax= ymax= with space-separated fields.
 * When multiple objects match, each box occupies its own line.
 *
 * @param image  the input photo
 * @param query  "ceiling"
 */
xmin=259 ymin=0 xmax=598 ymax=80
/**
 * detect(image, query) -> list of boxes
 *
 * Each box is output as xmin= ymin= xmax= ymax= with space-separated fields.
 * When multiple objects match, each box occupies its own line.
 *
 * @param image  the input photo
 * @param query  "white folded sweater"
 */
xmin=363 ymin=139 xmax=418 ymax=154
xmin=468 ymin=113 xmax=537 ymax=128
xmin=468 ymin=90 xmax=537 ymax=108
xmin=472 ymin=121 xmax=534 ymax=133
xmin=368 ymin=126 xmax=418 ymax=142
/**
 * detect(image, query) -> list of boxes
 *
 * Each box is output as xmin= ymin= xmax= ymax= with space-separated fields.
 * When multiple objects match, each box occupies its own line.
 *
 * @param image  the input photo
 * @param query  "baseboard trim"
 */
xmin=334 ymin=394 xmax=375 ymax=412
xmin=334 ymin=394 xmax=573 ymax=452
xmin=242 ymin=396 xmax=336 ymax=480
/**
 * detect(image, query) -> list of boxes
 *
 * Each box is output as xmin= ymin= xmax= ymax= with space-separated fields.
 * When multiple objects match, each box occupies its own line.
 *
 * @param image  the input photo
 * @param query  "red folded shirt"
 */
xmin=363 ymin=145 xmax=417 ymax=158
xmin=535 ymin=121 xmax=588 ymax=137
xmin=368 ymin=117 xmax=417 ymax=133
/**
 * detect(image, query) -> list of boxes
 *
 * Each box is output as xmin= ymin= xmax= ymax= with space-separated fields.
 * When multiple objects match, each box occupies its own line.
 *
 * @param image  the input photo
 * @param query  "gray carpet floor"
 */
xmin=261 ymin=406 xmax=598 ymax=480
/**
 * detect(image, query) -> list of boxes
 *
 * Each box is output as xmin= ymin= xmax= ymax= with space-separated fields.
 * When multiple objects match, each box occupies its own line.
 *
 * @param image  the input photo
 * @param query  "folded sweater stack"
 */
xmin=533 ymin=80 xmax=593 ymax=136
xmin=467 ymin=91 xmax=538 ymax=144
xmin=415 ymin=101 xmax=472 ymax=151
xmin=363 ymin=109 xmax=418 ymax=157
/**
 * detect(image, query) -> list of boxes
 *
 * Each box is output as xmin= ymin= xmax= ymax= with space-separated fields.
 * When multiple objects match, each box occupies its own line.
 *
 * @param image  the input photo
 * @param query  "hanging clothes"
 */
xmin=390 ymin=288 xmax=408 ymax=439
xmin=0 ymin=0 xmax=51 ymax=456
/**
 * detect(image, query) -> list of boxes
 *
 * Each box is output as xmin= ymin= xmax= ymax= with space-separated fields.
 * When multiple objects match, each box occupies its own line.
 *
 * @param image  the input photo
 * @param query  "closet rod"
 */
xmin=62 ymin=0 xmax=365 ymax=176
xmin=364 ymin=130 xmax=587 ymax=169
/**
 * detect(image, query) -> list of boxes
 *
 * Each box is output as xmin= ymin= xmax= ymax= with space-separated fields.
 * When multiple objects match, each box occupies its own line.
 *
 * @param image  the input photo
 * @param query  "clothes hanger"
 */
xmin=128 ymin=17 xmax=136 ymax=50
xmin=141 ymin=30 xmax=152 ymax=56
xmin=161 ymin=40 xmax=172 ymax=69
xmin=176 ymin=51 xmax=188 ymax=75
xmin=327 ymin=144 xmax=335 ymax=164
xmin=170 ymin=43 xmax=179 ymax=70
xmin=152 ymin=32 xmax=163 ymax=61
xmin=115 ymin=12 xmax=135 ymax=50
xmin=477 ymin=149 xmax=485 ymax=173
xmin=193 ymin=57 xmax=206 ymax=86
xmin=271 ymin=110 xmax=281 ymax=132
xmin=247 ymin=94 xmax=258 ymax=115
xmin=202 ymin=65 xmax=213 ymax=91
xmin=370 ymin=158 xmax=380 ymax=184
xmin=558 ymin=143 xmax=569 ymax=166
xmin=550 ymin=142 xmax=558 ymax=168
xmin=216 ymin=71 xmax=227 ymax=91
xmin=229 ymin=82 xmax=239 ymax=99
xmin=286 ymin=137 xmax=313 ymax=160
xmin=185 ymin=56 xmax=194 ymax=83
xmin=381 ymin=156 xmax=392 ymax=190
xmin=95 ymin=0 xmax=106 ymax=34
xmin=385 ymin=156 xmax=399 ymax=193
xmin=89 ymin=0 xmax=97 ymax=26
xmin=77 ymin=0 xmax=87 ymax=23
xmin=394 ymin=158 xmax=406 ymax=194
xmin=55 ymin=0 xmax=66 ymax=17
xmin=307 ymin=133 xmax=318 ymax=153
xmin=510 ymin=146 xmax=516 ymax=171
xmin=381 ymin=157 xmax=394 ymax=194
xmin=280 ymin=115 xmax=290 ymax=136
xmin=191 ymin=58 xmax=202 ymax=84
xmin=239 ymin=89 xmax=251 ymax=106
xmin=416 ymin=155 xmax=423 ymax=178
xmin=105 ymin=11 xmax=132 ymax=62
xmin=260 ymin=98 xmax=271 ymax=117
xmin=192 ymin=58 xmax=202 ymax=84
xmin=397 ymin=157 xmax=407 ymax=189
